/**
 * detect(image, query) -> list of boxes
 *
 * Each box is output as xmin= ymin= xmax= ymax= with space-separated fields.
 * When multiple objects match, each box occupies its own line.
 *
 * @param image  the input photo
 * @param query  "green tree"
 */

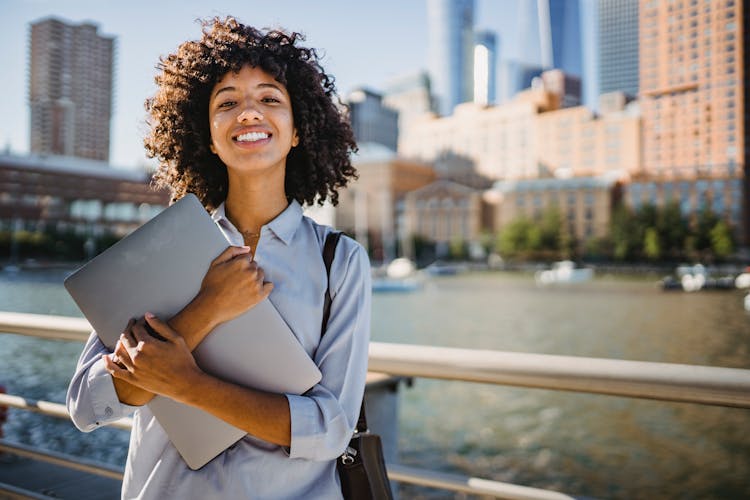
xmin=610 ymin=205 xmax=639 ymax=261
xmin=643 ymin=227 xmax=661 ymax=261
xmin=539 ymin=208 xmax=562 ymax=250
xmin=694 ymin=209 xmax=720 ymax=253
xmin=498 ymin=218 xmax=533 ymax=258
xmin=657 ymin=201 xmax=689 ymax=260
xmin=448 ymin=237 xmax=466 ymax=260
xmin=709 ymin=221 xmax=734 ymax=260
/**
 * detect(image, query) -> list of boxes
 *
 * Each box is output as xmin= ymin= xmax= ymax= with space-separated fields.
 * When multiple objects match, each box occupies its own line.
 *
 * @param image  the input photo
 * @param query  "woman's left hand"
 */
xmin=104 ymin=313 xmax=203 ymax=401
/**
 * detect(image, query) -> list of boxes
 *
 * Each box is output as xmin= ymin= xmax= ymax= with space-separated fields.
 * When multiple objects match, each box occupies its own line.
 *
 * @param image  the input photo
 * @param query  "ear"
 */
xmin=209 ymin=142 xmax=217 ymax=154
xmin=292 ymin=129 xmax=300 ymax=148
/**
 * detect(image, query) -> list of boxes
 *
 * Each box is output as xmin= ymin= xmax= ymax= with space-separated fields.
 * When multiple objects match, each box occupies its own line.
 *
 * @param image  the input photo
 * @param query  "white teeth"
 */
xmin=235 ymin=132 xmax=269 ymax=142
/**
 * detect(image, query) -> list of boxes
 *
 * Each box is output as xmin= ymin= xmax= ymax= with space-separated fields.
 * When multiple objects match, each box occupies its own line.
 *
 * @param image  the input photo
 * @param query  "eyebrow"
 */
xmin=212 ymin=82 xmax=285 ymax=99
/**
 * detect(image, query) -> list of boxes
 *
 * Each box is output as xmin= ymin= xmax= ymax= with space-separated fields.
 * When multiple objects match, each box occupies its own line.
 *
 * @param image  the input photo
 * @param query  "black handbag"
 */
xmin=322 ymin=232 xmax=394 ymax=500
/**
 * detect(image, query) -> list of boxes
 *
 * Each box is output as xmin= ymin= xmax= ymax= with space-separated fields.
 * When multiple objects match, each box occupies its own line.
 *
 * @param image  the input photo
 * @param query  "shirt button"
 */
xmin=104 ymin=406 xmax=113 ymax=417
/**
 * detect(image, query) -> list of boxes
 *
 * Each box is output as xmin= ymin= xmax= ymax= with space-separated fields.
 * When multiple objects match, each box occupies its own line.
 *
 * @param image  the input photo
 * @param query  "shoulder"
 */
xmin=301 ymin=215 xmax=370 ymax=287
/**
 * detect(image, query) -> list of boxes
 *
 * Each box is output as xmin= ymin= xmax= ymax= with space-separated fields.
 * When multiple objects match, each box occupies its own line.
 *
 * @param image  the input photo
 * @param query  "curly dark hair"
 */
xmin=144 ymin=16 xmax=358 ymax=210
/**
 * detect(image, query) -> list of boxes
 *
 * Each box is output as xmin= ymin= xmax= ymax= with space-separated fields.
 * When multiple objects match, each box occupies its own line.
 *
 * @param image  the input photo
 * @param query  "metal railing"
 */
xmin=2 ymin=311 xmax=750 ymax=499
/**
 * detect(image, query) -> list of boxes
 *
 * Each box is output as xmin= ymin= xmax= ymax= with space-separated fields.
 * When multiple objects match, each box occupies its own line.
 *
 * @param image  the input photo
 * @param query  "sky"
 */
xmin=0 ymin=0 xmax=527 ymax=169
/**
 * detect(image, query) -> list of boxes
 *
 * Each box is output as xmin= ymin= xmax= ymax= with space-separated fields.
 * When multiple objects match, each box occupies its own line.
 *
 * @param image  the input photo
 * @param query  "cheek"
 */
xmin=208 ymin=118 xmax=221 ymax=144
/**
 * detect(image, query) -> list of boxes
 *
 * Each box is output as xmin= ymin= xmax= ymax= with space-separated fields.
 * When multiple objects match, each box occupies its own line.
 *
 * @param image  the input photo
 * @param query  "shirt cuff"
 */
xmin=285 ymin=393 xmax=323 ymax=459
xmin=87 ymin=356 xmax=134 ymax=425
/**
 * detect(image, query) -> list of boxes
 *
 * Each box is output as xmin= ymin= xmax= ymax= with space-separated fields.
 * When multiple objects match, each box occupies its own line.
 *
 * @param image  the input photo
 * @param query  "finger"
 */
xmin=114 ymin=339 xmax=130 ymax=360
xmin=120 ymin=318 xmax=135 ymax=336
xmin=144 ymin=313 xmax=179 ymax=341
xmin=112 ymin=346 xmax=135 ymax=370
xmin=261 ymin=281 xmax=274 ymax=298
xmin=129 ymin=320 xmax=151 ymax=344
xmin=103 ymin=354 xmax=133 ymax=378
xmin=212 ymin=245 xmax=251 ymax=266
xmin=120 ymin=330 xmax=137 ymax=348
xmin=110 ymin=349 xmax=126 ymax=369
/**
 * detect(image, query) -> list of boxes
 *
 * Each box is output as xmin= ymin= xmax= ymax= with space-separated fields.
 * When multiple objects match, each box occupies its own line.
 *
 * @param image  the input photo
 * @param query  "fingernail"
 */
xmin=145 ymin=312 xmax=155 ymax=319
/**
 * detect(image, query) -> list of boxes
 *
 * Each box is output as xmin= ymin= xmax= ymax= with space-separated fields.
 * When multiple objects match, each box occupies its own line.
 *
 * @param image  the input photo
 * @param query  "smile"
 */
xmin=234 ymin=131 xmax=270 ymax=143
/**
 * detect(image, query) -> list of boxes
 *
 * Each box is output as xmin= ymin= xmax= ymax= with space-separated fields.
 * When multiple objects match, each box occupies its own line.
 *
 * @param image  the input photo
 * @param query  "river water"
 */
xmin=1 ymin=268 xmax=749 ymax=499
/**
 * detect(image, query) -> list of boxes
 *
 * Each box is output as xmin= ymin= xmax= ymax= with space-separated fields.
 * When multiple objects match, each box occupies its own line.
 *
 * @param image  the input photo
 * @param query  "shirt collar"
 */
xmin=211 ymin=199 xmax=303 ymax=246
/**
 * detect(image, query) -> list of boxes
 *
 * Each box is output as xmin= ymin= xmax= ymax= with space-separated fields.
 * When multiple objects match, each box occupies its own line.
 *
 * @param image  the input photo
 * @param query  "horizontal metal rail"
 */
xmin=3 ymin=311 xmax=750 ymax=408
xmin=0 ymin=439 xmax=124 ymax=481
xmin=0 ymin=433 xmax=570 ymax=500
xmin=0 ymin=393 xmax=133 ymax=430
xmin=3 ymin=311 xmax=750 ymax=498
xmin=387 ymin=464 xmax=578 ymax=500
xmin=368 ymin=343 xmax=750 ymax=409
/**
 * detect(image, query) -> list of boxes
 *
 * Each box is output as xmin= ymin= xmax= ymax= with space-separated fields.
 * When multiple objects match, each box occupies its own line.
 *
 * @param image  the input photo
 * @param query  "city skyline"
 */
xmin=1 ymin=0 xmax=527 ymax=169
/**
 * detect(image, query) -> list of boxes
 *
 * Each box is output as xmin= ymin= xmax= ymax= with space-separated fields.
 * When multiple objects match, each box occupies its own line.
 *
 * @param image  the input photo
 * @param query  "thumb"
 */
xmin=144 ymin=313 xmax=178 ymax=342
xmin=212 ymin=245 xmax=251 ymax=266
xmin=261 ymin=281 xmax=274 ymax=298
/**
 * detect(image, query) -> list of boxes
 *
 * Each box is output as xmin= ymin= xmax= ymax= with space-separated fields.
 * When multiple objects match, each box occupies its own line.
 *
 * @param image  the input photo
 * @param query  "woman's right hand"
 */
xmin=194 ymin=246 xmax=274 ymax=329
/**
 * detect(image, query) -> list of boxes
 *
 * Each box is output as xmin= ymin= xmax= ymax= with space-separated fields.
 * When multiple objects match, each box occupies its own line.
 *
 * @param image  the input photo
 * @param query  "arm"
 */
xmin=110 ymin=245 xmax=274 ymax=406
xmin=66 ymin=331 xmax=138 ymax=432
xmin=284 ymin=241 xmax=371 ymax=460
xmin=105 ymin=239 xmax=371 ymax=456
xmin=105 ymin=313 xmax=292 ymax=445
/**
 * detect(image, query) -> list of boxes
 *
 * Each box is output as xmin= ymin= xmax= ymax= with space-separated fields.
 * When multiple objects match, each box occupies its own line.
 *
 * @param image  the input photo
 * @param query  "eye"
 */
xmin=261 ymin=96 xmax=281 ymax=104
xmin=217 ymin=100 xmax=236 ymax=109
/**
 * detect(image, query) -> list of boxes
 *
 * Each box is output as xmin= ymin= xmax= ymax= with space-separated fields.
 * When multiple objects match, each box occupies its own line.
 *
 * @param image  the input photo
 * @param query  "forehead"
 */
xmin=211 ymin=65 xmax=288 ymax=95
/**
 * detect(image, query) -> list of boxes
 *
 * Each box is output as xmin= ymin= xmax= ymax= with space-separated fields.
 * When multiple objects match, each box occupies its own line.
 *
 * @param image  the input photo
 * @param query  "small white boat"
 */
xmin=372 ymin=258 xmax=424 ymax=293
xmin=535 ymin=260 xmax=593 ymax=285
xmin=735 ymin=270 xmax=750 ymax=289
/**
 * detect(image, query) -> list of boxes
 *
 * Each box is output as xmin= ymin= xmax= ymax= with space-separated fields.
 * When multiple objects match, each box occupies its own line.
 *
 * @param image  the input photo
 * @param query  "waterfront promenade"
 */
xmin=1 ymin=270 xmax=750 ymax=498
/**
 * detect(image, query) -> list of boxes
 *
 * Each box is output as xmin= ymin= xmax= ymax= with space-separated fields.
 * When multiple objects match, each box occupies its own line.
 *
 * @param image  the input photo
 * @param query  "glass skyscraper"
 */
xmin=473 ymin=30 xmax=497 ymax=106
xmin=427 ymin=0 xmax=475 ymax=116
xmin=598 ymin=0 xmax=639 ymax=97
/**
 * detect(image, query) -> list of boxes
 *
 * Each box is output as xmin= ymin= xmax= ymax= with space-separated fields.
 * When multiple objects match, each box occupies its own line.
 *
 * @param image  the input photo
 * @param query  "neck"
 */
xmin=224 ymin=170 xmax=289 ymax=235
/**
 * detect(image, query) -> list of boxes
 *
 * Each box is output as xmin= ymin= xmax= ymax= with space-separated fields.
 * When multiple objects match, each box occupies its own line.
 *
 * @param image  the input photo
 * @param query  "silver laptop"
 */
xmin=64 ymin=193 xmax=322 ymax=469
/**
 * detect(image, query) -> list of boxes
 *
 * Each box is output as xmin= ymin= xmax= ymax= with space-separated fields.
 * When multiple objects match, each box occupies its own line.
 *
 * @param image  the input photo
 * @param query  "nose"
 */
xmin=237 ymin=102 xmax=263 ymax=123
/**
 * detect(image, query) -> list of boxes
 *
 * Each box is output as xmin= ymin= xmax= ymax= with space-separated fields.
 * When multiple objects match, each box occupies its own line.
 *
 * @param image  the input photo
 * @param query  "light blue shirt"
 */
xmin=66 ymin=200 xmax=372 ymax=499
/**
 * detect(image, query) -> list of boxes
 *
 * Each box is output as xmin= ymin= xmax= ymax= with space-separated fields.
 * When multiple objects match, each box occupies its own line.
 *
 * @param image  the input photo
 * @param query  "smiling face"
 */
xmin=208 ymin=65 xmax=299 ymax=179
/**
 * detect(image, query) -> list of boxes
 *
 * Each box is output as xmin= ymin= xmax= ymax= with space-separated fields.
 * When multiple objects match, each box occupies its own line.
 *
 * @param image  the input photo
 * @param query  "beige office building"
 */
xmin=536 ymin=92 xmax=642 ymax=178
xmin=399 ymin=85 xmax=558 ymax=180
xmin=399 ymin=71 xmax=640 ymax=182
xmin=491 ymin=173 xmax=623 ymax=245
xmin=402 ymin=179 xmax=485 ymax=246
xmin=334 ymin=144 xmax=436 ymax=262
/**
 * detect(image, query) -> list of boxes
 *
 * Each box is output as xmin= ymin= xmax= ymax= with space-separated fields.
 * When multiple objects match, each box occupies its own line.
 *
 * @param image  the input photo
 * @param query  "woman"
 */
xmin=67 ymin=17 xmax=371 ymax=499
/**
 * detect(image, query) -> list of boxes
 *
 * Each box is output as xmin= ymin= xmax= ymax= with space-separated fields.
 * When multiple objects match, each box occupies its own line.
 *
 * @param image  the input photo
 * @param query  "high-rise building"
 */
xmin=29 ymin=17 xmax=115 ymax=162
xmin=473 ymin=30 xmax=497 ymax=106
xmin=517 ymin=0 xmax=583 ymax=75
xmin=598 ymin=0 xmax=639 ymax=97
xmin=347 ymin=88 xmax=399 ymax=152
xmin=383 ymin=71 xmax=435 ymax=141
xmin=507 ymin=0 xmax=583 ymax=103
xmin=639 ymin=0 xmax=745 ymax=241
xmin=427 ymin=0 xmax=475 ymax=116
xmin=548 ymin=0 xmax=583 ymax=77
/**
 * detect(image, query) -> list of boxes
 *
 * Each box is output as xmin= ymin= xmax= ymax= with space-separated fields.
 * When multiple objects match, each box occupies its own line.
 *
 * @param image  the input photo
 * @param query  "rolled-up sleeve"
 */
xmin=286 ymin=239 xmax=371 ymax=461
xmin=66 ymin=331 xmax=137 ymax=432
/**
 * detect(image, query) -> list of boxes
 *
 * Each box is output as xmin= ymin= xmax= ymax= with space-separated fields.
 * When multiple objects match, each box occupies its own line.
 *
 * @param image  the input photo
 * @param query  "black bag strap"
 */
xmin=322 ymin=231 xmax=368 ymax=434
